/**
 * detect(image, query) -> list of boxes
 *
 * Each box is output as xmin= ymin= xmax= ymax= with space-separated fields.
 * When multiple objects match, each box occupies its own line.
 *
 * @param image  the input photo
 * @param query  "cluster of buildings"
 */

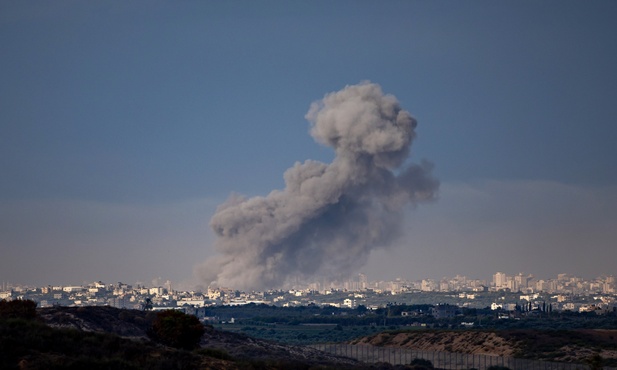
xmin=490 ymin=272 xmax=615 ymax=295
xmin=1 ymin=272 xmax=615 ymax=315
xmin=0 ymin=281 xmax=267 ymax=310
xmin=298 ymin=272 xmax=616 ymax=296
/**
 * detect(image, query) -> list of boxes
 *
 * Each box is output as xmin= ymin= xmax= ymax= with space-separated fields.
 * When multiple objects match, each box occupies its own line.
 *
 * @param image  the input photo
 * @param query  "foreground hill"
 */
xmin=351 ymin=329 xmax=617 ymax=366
xmin=2 ymin=305 xmax=377 ymax=369
xmin=38 ymin=306 xmax=367 ymax=368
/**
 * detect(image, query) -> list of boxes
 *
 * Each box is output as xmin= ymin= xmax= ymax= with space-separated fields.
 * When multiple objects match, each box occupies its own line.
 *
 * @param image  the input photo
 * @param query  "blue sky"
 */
xmin=1 ymin=1 xmax=616 ymax=288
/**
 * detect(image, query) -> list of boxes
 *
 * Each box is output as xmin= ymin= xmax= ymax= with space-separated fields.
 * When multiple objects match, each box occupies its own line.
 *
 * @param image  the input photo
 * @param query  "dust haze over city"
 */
xmin=1 ymin=1 xmax=617 ymax=290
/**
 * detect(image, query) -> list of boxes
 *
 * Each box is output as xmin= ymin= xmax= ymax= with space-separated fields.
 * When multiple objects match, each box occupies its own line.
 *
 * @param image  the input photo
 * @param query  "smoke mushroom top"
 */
xmin=198 ymin=82 xmax=439 ymax=291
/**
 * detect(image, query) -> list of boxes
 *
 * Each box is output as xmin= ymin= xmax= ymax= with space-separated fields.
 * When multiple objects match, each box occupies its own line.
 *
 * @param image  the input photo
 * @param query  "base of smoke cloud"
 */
xmin=362 ymin=180 xmax=617 ymax=282
xmin=198 ymin=83 xmax=439 ymax=291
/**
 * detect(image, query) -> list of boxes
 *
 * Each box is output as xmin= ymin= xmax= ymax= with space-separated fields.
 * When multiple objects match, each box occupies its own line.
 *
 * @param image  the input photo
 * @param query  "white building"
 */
xmin=493 ymin=272 xmax=507 ymax=290
xmin=62 ymin=286 xmax=85 ymax=293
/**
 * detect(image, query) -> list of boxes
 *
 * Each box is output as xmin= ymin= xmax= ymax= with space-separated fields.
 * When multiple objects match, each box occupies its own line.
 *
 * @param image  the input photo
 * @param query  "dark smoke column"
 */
xmin=198 ymin=82 xmax=439 ymax=290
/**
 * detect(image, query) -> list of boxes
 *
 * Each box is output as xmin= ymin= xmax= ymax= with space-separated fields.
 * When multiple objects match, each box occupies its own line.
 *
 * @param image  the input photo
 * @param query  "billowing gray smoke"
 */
xmin=198 ymin=82 xmax=439 ymax=290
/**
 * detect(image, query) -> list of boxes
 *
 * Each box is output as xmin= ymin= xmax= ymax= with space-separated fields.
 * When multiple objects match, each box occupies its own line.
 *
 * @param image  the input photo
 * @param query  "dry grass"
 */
xmin=352 ymin=329 xmax=617 ymax=366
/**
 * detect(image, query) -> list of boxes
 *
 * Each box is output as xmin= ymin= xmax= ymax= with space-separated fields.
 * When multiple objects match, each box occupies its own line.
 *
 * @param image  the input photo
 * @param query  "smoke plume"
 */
xmin=198 ymin=82 xmax=439 ymax=290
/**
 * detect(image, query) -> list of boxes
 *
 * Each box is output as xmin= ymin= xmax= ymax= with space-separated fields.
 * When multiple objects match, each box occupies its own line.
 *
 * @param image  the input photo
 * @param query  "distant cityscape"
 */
xmin=1 ymin=272 xmax=615 ymax=316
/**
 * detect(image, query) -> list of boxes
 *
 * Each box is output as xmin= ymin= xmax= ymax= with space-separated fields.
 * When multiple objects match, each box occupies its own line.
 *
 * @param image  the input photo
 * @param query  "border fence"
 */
xmin=309 ymin=343 xmax=615 ymax=370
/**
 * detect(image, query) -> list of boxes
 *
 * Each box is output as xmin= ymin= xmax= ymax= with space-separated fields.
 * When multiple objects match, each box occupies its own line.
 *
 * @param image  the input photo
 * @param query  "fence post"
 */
xmin=432 ymin=350 xmax=435 ymax=369
xmin=455 ymin=351 xmax=458 ymax=369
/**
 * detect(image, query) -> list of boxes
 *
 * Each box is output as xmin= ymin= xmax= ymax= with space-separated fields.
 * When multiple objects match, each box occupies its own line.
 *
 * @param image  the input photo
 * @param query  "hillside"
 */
xmin=7 ymin=304 xmax=617 ymax=368
xmin=1 ymin=305 xmax=372 ymax=370
xmin=351 ymin=329 xmax=617 ymax=366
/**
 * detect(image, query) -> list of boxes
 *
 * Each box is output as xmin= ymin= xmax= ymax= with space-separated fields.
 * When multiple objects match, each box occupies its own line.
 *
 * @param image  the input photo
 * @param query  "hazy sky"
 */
xmin=2 ymin=1 xmax=616 ymax=288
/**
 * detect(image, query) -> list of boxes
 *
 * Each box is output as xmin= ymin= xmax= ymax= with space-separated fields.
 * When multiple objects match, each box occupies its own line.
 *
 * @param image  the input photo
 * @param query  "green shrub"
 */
xmin=148 ymin=310 xmax=205 ymax=350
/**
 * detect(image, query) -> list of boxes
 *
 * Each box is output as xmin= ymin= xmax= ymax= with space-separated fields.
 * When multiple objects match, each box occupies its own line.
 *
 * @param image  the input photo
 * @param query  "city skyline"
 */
xmin=2 ymin=270 xmax=616 ymax=320
xmin=2 ymin=2 xmax=617 ymax=288
xmin=2 ymin=269 xmax=615 ymax=294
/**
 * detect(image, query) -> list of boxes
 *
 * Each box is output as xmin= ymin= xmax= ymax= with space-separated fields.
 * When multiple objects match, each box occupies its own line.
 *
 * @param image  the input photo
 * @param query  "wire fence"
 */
xmin=309 ymin=343 xmax=614 ymax=370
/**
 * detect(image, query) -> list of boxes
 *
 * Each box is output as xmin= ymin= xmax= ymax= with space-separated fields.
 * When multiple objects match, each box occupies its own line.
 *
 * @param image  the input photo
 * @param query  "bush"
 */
xmin=587 ymin=354 xmax=604 ymax=370
xmin=148 ymin=310 xmax=205 ymax=350
xmin=0 ymin=299 xmax=37 ymax=320
xmin=410 ymin=358 xmax=434 ymax=369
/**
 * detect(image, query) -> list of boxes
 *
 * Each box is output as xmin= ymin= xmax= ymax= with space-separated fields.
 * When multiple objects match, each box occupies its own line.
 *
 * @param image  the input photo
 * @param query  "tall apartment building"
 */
xmin=493 ymin=272 xmax=507 ymax=290
xmin=358 ymin=273 xmax=368 ymax=290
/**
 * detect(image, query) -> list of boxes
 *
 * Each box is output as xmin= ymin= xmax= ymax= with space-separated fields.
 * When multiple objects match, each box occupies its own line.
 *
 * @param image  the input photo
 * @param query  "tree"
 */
xmin=141 ymin=297 xmax=153 ymax=311
xmin=148 ymin=310 xmax=205 ymax=350
xmin=356 ymin=305 xmax=368 ymax=314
